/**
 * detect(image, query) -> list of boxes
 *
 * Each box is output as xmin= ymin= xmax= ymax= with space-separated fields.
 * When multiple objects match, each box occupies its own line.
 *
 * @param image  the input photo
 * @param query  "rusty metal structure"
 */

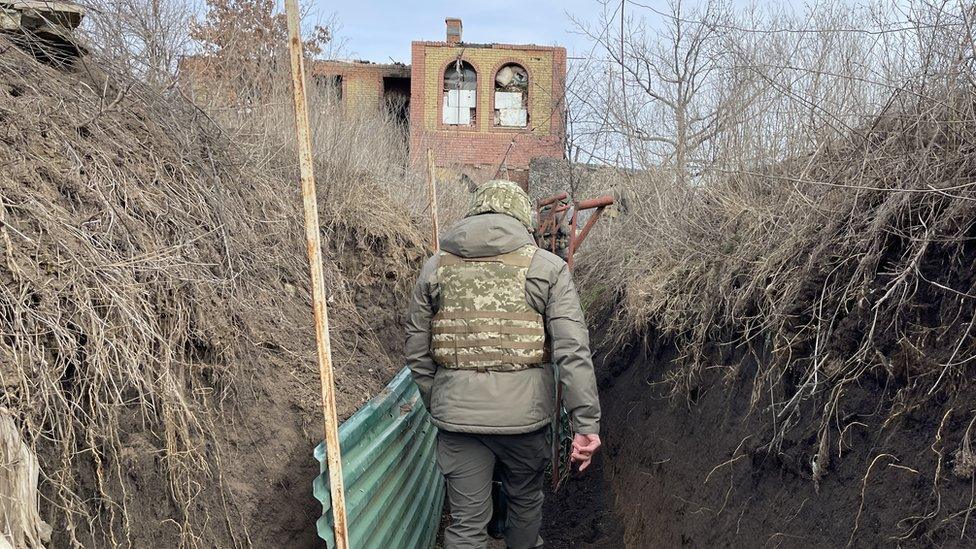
xmin=535 ymin=192 xmax=615 ymax=271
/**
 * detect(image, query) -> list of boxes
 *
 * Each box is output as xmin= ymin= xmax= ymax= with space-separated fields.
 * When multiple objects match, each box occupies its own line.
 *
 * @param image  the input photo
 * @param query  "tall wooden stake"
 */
xmin=426 ymin=148 xmax=440 ymax=251
xmin=283 ymin=2 xmax=349 ymax=547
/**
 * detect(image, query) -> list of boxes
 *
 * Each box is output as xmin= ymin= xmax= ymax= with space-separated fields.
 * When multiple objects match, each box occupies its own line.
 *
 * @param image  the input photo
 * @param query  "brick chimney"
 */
xmin=445 ymin=18 xmax=462 ymax=44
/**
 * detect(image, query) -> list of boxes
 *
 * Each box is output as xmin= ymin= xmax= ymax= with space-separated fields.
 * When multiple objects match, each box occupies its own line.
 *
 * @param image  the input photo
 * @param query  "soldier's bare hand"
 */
xmin=570 ymin=433 xmax=601 ymax=472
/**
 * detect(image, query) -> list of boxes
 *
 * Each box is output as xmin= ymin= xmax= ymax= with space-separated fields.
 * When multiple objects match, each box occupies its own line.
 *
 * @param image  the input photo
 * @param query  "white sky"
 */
xmin=314 ymin=0 xmax=628 ymax=64
xmin=311 ymin=0 xmax=810 ymax=64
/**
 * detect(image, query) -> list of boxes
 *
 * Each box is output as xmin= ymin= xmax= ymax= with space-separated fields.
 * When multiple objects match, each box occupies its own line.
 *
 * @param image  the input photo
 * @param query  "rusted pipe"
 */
xmin=535 ymin=194 xmax=615 ymax=270
xmin=571 ymin=207 xmax=606 ymax=256
xmin=567 ymin=206 xmax=580 ymax=272
xmin=537 ymin=192 xmax=568 ymax=208
xmin=284 ymin=2 xmax=349 ymax=547
xmin=575 ymin=195 xmax=615 ymax=211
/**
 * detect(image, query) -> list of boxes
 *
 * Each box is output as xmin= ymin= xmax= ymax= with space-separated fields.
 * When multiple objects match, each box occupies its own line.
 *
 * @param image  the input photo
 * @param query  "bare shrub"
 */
xmin=1 ymin=40 xmax=282 ymax=544
xmin=80 ymin=0 xmax=198 ymax=83
xmin=569 ymin=3 xmax=976 ymax=528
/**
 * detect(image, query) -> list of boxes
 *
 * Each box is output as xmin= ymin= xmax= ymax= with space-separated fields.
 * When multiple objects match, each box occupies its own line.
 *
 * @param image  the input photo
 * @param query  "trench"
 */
xmin=311 ymin=323 xmax=976 ymax=548
xmin=541 ymin=333 xmax=976 ymax=548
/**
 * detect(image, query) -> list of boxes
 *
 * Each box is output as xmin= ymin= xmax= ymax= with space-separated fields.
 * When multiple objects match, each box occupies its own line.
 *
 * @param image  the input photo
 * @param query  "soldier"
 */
xmin=406 ymin=180 xmax=602 ymax=549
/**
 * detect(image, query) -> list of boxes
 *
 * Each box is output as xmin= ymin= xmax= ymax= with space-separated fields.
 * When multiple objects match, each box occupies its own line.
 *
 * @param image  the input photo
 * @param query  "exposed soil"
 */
xmin=50 ymin=231 xmax=416 ymax=549
xmin=547 ymin=334 xmax=976 ymax=548
xmin=541 ymin=344 xmax=624 ymax=549
xmin=541 ymin=440 xmax=622 ymax=548
xmin=0 ymin=41 xmax=424 ymax=548
xmin=7 ymin=34 xmax=976 ymax=549
xmin=77 ymin=231 xmax=421 ymax=549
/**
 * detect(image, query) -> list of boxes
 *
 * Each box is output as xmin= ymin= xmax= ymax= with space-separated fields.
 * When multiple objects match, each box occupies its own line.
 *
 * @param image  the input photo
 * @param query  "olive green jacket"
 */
xmin=405 ymin=213 xmax=601 ymax=435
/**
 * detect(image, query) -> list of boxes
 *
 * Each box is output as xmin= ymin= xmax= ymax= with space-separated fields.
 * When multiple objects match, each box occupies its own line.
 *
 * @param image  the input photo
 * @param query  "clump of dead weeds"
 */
xmin=580 ymin=54 xmax=976 ymax=547
xmin=0 ymin=37 xmax=424 ymax=547
xmin=954 ymin=416 xmax=976 ymax=480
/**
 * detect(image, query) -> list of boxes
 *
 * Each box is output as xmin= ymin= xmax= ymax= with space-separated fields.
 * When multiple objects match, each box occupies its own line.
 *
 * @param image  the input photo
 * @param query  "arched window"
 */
xmin=494 ymin=63 xmax=528 ymax=128
xmin=443 ymin=60 xmax=477 ymax=126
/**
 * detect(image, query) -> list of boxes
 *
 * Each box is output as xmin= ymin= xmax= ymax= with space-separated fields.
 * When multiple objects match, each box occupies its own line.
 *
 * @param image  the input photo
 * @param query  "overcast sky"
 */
xmin=309 ymin=0 xmax=806 ymax=64
xmin=312 ymin=0 xmax=610 ymax=64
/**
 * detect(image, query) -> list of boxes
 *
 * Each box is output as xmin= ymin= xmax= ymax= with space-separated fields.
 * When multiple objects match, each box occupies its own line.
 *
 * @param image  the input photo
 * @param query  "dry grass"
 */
xmin=566 ymin=3 xmax=976 ymax=539
xmin=0 ymin=30 xmax=425 ymax=547
xmin=596 ymin=83 xmax=976 ymax=421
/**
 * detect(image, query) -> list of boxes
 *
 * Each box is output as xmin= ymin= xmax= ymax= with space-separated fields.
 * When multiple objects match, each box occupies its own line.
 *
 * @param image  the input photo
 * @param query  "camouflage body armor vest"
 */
xmin=431 ymin=245 xmax=546 ymax=371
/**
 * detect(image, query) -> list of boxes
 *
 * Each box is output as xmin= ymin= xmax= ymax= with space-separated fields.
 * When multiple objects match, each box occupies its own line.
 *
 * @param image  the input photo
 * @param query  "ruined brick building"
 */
xmin=312 ymin=18 xmax=567 ymax=186
xmin=309 ymin=60 xmax=411 ymax=123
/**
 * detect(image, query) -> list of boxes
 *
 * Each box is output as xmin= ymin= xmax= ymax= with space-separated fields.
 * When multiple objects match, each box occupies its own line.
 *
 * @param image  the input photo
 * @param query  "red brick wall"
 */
xmin=310 ymin=61 xmax=410 ymax=112
xmin=418 ymin=131 xmax=563 ymax=170
xmin=408 ymin=41 xmax=567 ymax=185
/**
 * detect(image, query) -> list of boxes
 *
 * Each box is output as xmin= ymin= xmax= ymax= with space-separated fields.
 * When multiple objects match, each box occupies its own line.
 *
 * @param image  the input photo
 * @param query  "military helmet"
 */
xmin=466 ymin=179 xmax=533 ymax=229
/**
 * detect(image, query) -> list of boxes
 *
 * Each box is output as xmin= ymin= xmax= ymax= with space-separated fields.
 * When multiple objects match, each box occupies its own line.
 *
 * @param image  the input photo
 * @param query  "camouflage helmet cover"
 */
xmin=466 ymin=179 xmax=534 ymax=229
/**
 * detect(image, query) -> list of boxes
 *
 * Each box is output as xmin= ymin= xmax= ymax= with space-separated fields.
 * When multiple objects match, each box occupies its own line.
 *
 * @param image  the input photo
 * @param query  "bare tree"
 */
xmin=82 ymin=0 xmax=198 ymax=84
xmin=186 ymin=0 xmax=338 ymax=104
xmin=570 ymin=0 xmax=755 ymax=179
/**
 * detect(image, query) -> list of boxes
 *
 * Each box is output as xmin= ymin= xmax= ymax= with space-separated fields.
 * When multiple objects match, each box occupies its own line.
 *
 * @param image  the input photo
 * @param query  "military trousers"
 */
xmin=437 ymin=428 xmax=548 ymax=549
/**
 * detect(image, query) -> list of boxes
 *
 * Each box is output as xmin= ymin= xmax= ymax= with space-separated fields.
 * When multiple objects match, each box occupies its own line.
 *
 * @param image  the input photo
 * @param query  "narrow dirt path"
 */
xmin=540 ymin=340 xmax=625 ymax=548
xmin=541 ymin=453 xmax=620 ymax=548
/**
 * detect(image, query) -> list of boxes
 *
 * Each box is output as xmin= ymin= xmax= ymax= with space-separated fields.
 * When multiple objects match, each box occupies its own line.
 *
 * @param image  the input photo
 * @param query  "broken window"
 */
xmin=443 ymin=59 xmax=477 ymax=126
xmin=383 ymin=76 xmax=410 ymax=127
xmin=314 ymin=74 xmax=343 ymax=102
xmin=494 ymin=63 xmax=528 ymax=128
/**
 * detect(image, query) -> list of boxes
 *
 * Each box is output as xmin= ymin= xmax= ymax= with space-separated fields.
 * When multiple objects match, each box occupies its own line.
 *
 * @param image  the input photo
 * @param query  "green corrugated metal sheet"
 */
xmin=313 ymin=367 xmax=444 ymax=548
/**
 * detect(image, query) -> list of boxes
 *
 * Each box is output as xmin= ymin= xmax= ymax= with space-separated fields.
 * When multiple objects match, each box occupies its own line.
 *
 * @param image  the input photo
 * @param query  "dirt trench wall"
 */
xmin=0 ymin=40 xmax=427 ymax=548
xmin=595 ymin=337 xmax=976 ymax=548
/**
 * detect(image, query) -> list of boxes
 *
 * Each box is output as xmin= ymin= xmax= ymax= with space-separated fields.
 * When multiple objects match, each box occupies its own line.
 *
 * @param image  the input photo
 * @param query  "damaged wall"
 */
xmin=310 ymin=60 xmax=410 ymax=115
xmin=409 ymin=22 xmax=566 ymax=186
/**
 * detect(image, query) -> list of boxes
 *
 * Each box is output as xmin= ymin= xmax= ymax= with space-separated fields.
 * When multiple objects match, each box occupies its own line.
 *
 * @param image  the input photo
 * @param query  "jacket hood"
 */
xmin=466 ymin=179 xmax=534 ymax=229
xmin=440 ymin=213 xmax=535 ymax=258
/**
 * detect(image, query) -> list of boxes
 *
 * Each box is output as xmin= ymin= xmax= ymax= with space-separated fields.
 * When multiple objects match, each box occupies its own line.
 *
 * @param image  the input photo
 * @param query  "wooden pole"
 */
xmin=426 ymin=148 xmax=440 ymax=252
xmin=283 ymin=2 xmax=349 ymax=547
